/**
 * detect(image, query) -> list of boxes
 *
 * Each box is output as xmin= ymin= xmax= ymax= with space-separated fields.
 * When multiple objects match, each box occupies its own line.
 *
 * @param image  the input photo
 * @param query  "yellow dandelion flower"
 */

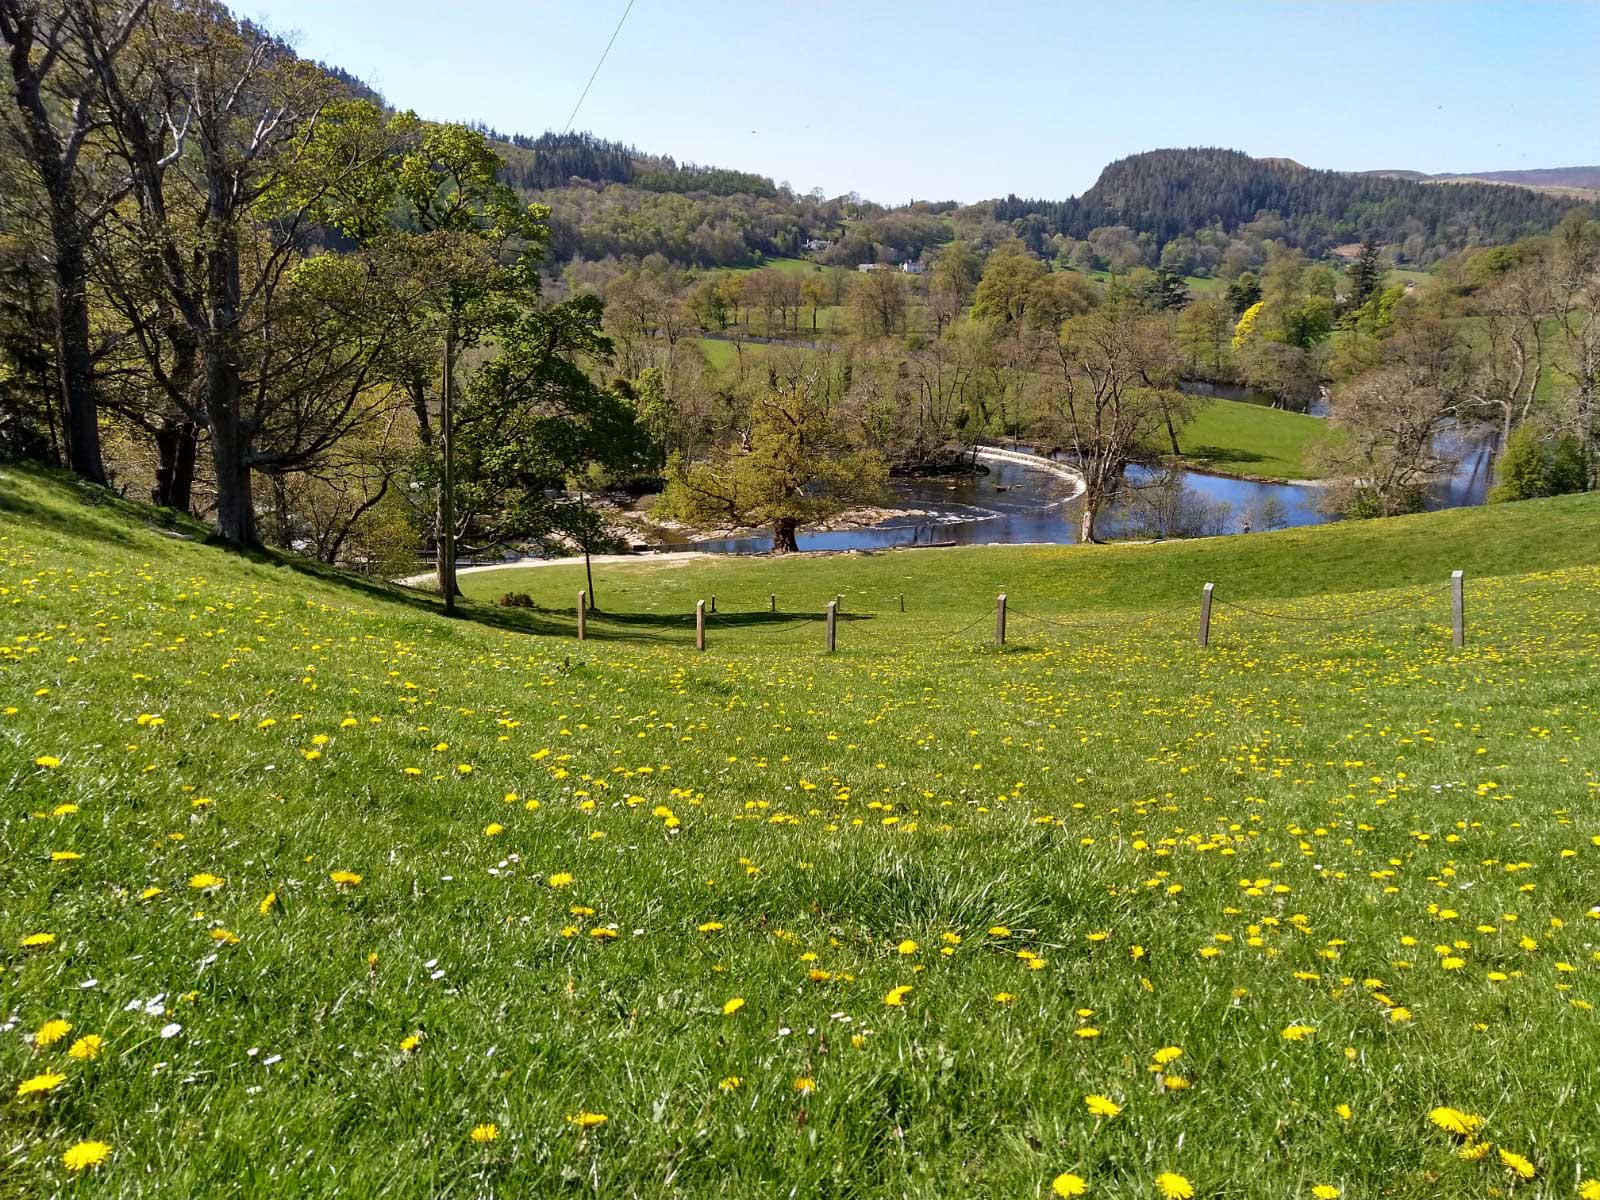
xmin=722 ymin=997 xmax=745 ymax=1015
xmin=329 ymin=870 xmax=362 ymax=887
xmin=1085 ymin=1094 xmax=1121 ymax=1118
xmin=1578 ymin=1181 xmax=1600 ymax=1200
xmin=1152 ymin=1046 xmax=1183 ymax=1065
xmin=897 ymin=939 xmax=918 ymax=955
xmin=1155 ymin=1172 xmax=1195 ymax=1199
xmin=16 ymin=1071 xmax=66 ymax=1098
xmin=188 ymin=872 xmax=224 ymax=890
xmin=61 ymin=1141 xmax=111 ymax=1171
xmin=792 ymin=1077 xmax=815 ymax=1094
xmin=1498 ymin=1148 xmax=1535 ymax=1180
xmin=399 ymin=1035 xmax=421 ymax=1052
xmin=568 ymin=1111 xmax=608 ymax=1128
xmin=718 ymin=1076 xmax=742 ymax=1092
xmin=993 ymin=992 xmax=1016 ymax=1004
xmin=1311 ymin=1187 xmax=1340 ymax=1199
xmin=469 ymin=1122 xmax=499 ymax=1144
xmin=67 ymin=1035 xmax=103 ymax=1060
xmin=1053 ymin=1172 xmax=1089 ymax=1196
xmin=483 ymin=822 xmax=503 ymax=836
xmin=21 ymin=932 xmax=56 ymax=948
xmin=1428 ymin=1106 xmax=1483 ymax=1136
xmin=1280 ymin=1024 xmax=1317 ymax=1042
xmin=34 ymin=755 xmax=61 ymax=768
xmin=884 ymin=984 xmax=913 ymax=1007
xmin=259 ymin=892 xmax=277 ymax=916
xmin=36 ymin=1019 xmax=72 ymax=1047
xmin=548 ymin=872 xmax=574 ymax=888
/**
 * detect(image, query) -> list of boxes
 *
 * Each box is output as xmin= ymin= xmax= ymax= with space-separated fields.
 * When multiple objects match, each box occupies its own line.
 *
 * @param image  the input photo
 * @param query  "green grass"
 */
xmin=5 ymin=464 xmax=1600 ymax=1197
xmin=1174 ymin=397 xmax=1337 ymax=480
xmin=695 ymin=336 xmax=769 ymax=369
xmin=718 ymin=256 xmax=819 ymax=276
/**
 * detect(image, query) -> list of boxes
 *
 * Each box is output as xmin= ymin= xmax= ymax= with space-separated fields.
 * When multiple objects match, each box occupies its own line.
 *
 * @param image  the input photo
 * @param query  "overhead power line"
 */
xmin=562 ymin=0 xmax=636 ymax=134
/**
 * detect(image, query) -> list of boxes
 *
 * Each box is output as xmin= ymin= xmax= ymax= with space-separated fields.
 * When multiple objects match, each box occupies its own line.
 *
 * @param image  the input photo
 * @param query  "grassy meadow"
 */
xmin=4 ymin=466 xmax=1600 ymax=1197
xmin=1173 ymin=398 xmax=1335 ymax=480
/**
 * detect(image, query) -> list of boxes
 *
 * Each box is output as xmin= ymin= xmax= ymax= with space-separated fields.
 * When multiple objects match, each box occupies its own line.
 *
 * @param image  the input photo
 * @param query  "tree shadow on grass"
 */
xmin=1183 ymin=445 xmax=1272 ymax=465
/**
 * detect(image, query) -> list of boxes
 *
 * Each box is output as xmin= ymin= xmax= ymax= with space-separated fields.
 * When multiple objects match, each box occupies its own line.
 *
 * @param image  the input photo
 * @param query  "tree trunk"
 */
xmin=205 ymin=348 xmax=258 ymax=547
xmin=772 ymin=516 xmax=799 ymax=554
xmin=51 ymin=233 xmax=105 ymax=484
xmin=1165 ymin=412 xmax=1182 ymax=456
xmin=3 ymin=20 xmax=106 ymax=485
xmin=436 ymin=324 xmax=458 ymax=607
xmin=151 ymin=417 xmax=199 ymax=511
xmin=1079 ymin=502 xmax=1097 ymax=544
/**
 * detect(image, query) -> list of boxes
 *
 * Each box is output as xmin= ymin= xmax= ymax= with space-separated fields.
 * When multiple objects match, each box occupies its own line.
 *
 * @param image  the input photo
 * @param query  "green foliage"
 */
xmin=1224 ymin=272 xmax=1261 ymax=314
xmin=448 ymin=296 xmax=653 ymax=549
xmin=1489 ymin=423 xmax=1589 ymax=502
xmin=660 ymin=356 xmax=887 ymax=550
xmin=1345 ymin=238 xmax=1386 ymax=310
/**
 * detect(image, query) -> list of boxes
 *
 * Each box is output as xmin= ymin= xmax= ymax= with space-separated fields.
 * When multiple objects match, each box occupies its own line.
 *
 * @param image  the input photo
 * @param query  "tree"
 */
xmin=1488 ymin=421 xmax=1586 ymax=502
xmin=970 ymin=245 xmax=1046 ymax=325
xmin=1174 ymin=294 xmax=1234 ymax=379
xmin=1136 ymin=266 xmax=1190 ymax=312
xmin=0 ymin=0 xmax=147 ymax=484
xmin=848 ymin=268 xmax=907 ymax=338
xmin=385 ymin=122 xmax=550 ymax=603
xmin=1041 ymin=299 xmax=1188 ymax=541
xmin=660 ymin=350 xmax=886 ymax=552
xmin=1345 ymin=238 xmax=1385 ymax=311
xmin=929 ymin=240 xmax=980 ymax=333
xmin=1549 ymin=213 xmax=1599 ymax=488
xmin=93 ymin=1 xmax=409 ymax=546
xmin=443 ymin=294 xmax=652 ymax=571
xmin=1469 ymin=258 xmax=1552 ymax=446
xmin=1315 ymin=319 xmax=1467 ymax=518
xmin=1224 ymin=271 xmax=1261 ymax=315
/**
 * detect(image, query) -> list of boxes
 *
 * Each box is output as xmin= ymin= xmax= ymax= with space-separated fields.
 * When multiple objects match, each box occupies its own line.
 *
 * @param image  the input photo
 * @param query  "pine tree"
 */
xmin=1346 ymin=239 xmax=1385 ymax=311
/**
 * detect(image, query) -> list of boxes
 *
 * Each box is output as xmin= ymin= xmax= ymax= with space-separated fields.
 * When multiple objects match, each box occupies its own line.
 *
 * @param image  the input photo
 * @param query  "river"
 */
xmin=668 ymin=421 xmax=1497 ymax=556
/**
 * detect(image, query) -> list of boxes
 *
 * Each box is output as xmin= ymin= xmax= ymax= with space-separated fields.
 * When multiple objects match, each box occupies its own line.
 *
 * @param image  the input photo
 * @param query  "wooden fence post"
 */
xmin=996 ymin=592 xmax=1007 ymax=647
xmin=710 ymin=594 xmax=716 ymax=614
xmin=577 ymin=590 xmax=586 ymax=642
xmin=696 ymin=600 xmax=705 ymax=652
xmin=770 ymin=593 xmax=776 ymax=612
xmin=1198 ymin=582 xmax=1214 ymax=648
xmin=1451 ymin=569 xmax=1464 ymax=647
xmin=899 ymin=592 xmax=904 ymax=613
xmin=826 ymin=600 xmax=837 ymax=653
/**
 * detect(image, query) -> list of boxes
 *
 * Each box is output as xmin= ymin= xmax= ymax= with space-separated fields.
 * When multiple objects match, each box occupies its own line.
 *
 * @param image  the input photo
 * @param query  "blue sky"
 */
xmin=246 ymin=1 xmax=1598 ymax=203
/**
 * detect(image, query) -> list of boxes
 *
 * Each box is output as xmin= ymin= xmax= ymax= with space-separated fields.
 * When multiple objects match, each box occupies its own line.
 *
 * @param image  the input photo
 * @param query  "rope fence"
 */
xmin=559 ymin=570 xmax=1474 ymax=655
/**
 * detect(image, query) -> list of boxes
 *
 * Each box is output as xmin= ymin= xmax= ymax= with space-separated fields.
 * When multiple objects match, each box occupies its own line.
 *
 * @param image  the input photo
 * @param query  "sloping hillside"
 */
xmin=5 ymin=465 xmax=1600 ymax=1195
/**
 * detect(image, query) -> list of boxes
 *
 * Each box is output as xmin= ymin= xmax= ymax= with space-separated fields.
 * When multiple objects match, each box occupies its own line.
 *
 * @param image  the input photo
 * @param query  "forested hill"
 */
xmin=994 ymin=148 xmax=1582 ymax=258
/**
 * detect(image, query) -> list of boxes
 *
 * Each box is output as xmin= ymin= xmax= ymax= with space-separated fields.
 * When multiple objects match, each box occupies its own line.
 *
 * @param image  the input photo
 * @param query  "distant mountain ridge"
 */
xmin=993 ymin=148 xmax=1585 ymax=260
xmin=1361 ymin=166 xmax=1600 ymax=198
